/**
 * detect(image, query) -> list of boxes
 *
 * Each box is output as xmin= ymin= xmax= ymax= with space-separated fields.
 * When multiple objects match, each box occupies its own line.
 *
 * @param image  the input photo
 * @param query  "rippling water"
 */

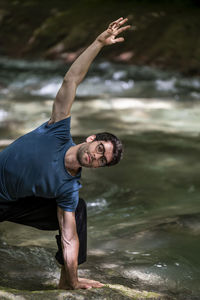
xmin=0 ymin=56 xmax=200 ymax=299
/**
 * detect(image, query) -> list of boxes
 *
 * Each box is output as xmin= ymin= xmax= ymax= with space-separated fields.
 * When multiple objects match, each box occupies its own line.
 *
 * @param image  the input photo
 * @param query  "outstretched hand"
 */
xmin=96 ymin=17 xmax=131 ymax=46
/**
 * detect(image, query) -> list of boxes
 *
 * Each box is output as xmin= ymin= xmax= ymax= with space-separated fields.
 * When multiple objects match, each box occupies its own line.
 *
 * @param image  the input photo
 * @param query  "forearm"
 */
xmin=62 ymin=235 xmax=79 ymax=288
xmin=65 ymin=39 xmax=103 ymax=85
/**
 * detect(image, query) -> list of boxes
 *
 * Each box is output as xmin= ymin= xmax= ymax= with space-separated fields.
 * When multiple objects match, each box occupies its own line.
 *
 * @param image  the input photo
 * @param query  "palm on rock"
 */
xmin=97 ymin=17 xmax=130 ymax=46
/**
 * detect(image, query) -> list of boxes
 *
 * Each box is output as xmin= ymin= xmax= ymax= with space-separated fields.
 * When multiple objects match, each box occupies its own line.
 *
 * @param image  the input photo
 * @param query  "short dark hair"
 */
xmin=94 ymin=132 xmax=123 ymax=167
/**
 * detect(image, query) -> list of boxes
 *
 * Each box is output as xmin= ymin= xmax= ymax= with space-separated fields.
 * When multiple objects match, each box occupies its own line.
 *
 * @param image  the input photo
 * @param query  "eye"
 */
xmin=98 ymin=144 xmax=104 ymax=153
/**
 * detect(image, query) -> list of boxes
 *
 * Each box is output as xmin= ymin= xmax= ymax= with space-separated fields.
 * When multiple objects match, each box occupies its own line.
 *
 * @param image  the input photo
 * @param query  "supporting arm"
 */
xmin=57 ymin=207 xmax=79 ymax=288
xmin=57 ymin=206 xmax=104 ymax=289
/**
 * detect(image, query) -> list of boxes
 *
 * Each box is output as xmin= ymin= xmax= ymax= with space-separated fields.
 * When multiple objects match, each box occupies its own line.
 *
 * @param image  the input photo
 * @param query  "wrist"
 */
xmin=65 ymin=274 xmax=78 ymax=289
xmin=62 ymin=262 xmax=79 ymax=289
xmin=94 ymin=38 xmax=105 ymax=48
xmin=69 ymin=279 xmax=79 ymax=290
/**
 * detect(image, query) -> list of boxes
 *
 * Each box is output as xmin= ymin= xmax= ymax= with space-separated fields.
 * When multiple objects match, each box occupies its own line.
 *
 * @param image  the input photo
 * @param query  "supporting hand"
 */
xmin=74 ymin=277 xmax=104 ymax=289
xmin=96 ymin=17 xmax=131 ymax=46
xmin=58 ymin=271 xmax=104 ymax=290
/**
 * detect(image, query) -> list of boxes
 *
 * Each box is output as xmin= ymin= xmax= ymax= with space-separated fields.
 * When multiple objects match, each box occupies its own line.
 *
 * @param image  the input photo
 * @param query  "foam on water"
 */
xmin=31 ymin=81 xmax=62 ymax=97
xmin=0 ymin=109 xmax=8 ymax=121
xmin=155 ymin=78 xmax=176 ymax=91
xmin=1 ymin=56 xmax=200 ymax=101
xmin=0 ymin=56 xmax=63 ymax=70
xmin=87 ymin=198 xmax=108 ymax=208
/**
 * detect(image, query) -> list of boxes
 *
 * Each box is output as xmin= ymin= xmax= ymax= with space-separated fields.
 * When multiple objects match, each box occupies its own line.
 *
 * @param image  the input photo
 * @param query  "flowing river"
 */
xmin=0 ymin=56 xmax=200 ymax=299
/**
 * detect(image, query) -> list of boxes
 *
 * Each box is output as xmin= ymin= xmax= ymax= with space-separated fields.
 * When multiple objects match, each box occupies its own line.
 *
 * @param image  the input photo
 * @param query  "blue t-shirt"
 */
xmin=0 ymin=117 xmax=82 ymax=212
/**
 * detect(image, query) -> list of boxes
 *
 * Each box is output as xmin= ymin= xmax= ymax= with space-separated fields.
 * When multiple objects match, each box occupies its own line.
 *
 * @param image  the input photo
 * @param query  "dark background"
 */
xmin=0 ymin=0 xmax=200 ymax=75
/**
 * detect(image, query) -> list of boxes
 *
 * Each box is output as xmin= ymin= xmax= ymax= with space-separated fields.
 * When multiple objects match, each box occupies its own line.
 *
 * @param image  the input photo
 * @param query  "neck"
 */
xmin=64 ymin=144 xmax=82 ymax=175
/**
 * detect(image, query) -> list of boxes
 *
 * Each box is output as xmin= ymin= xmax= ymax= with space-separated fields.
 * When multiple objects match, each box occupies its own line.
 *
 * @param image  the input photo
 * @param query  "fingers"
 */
xmin=109 ymin=18 xmax=130 ymax=39
xmin=112 ymin=24 xmax=130 ymax=44
xmin=109 ymin=17 xmax=129 ymax=30
xmin=109 ymin=17 xmax=123 ymax=27
xmin=113 ymin=37 xmax=124 ymax=43
xmin=78 ymin=278 xmax=104 ymax=289
xmin=79 ymin=283 xmax=92 ymax=289
xmin=116 ymin=25 xmax=131 ymax=35
xmin=118 ymin=17 xmax=129 ymax=27
xmin=79 ymin=282 xmax=104 ymax=289
xmin=89 ymin=281 xmax=104 ymax=288
xmin=82 ymin=279 xmax=104 ymax=287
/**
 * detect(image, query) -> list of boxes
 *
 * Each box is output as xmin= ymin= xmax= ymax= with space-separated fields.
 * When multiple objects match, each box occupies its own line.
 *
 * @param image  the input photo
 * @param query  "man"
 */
xmin=0 ymin=17 xmax=130 ymax=289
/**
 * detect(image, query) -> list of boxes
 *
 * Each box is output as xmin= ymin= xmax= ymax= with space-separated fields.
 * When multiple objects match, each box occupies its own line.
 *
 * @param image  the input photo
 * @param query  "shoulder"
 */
xmin=56 ymin=180 xmax=82 ymax=212
xmin=35 ymin=116 xmax=72 ymax=141
xmin=48 ymin=114 xmax=71 ymax=125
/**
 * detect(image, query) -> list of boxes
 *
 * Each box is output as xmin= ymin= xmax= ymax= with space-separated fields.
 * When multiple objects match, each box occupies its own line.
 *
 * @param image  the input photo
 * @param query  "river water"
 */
xmin=0 ymin=56 xmax=200 ymax=299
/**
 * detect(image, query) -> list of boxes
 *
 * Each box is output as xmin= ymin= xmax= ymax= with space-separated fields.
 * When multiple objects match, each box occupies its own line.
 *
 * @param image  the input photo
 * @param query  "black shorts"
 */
xmin=0 ymin=197 xmax=87 ymax=265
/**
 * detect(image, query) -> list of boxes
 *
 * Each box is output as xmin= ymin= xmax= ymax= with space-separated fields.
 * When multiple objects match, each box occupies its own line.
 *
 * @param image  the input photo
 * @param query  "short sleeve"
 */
xmin=56 ymin=190 xmax=79 ymax=212
xmin=36 ymin=117 xmax=72 ymax=141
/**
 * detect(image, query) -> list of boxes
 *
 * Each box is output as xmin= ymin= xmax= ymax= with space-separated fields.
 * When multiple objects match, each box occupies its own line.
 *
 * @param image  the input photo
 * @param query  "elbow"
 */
xmin=64 ymin=74 xmax=80 ymax=86
xmin=61 ymin=231 xmax=79 ymax=248
xmin=61 ymin=235 xmax=73 ymax=246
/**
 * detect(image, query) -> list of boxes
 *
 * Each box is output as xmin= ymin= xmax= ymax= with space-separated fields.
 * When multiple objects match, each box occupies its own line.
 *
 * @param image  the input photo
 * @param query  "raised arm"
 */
xmin=57 ymin=207 xmax=104 ymax=289
xmin=49 ymin=17 xmax=130 ymax=124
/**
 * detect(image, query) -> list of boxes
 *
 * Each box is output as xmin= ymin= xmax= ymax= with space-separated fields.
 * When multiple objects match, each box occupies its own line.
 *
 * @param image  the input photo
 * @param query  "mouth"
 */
xmin=87 ymin=153 xmax=91 ymax=163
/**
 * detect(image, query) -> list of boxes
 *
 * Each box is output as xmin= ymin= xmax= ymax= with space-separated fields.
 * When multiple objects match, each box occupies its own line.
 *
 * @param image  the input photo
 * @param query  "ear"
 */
xmin=86 ymin=134 xmax=96 ymax=143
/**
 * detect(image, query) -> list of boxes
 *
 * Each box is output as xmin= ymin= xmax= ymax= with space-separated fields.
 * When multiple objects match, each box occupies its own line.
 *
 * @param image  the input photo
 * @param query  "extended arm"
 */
xmin=49 ymin=17 xmax=130 ymax=124
xmin=57 ymin=206 xmax=104 ymax=289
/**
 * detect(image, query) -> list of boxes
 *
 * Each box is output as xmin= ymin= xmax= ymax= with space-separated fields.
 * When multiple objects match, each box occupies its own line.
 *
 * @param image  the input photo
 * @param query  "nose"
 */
xmin=91 ymin=152 xmax=101 ymax=160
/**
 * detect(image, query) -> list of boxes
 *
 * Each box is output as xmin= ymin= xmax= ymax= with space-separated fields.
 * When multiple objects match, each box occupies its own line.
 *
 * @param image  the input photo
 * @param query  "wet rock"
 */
xmin=0 ymin=240 xmax=169 ymax=299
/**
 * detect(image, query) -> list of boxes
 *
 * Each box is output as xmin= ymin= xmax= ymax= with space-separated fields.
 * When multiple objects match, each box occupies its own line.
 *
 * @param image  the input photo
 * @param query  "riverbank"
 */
xmin=0 ymin=0 xmax=200 ymax=75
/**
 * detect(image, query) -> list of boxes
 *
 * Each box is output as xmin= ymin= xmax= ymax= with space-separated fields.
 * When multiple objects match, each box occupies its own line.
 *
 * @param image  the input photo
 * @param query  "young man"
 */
xmin=0 ymin=17 xmax=130 ymax=289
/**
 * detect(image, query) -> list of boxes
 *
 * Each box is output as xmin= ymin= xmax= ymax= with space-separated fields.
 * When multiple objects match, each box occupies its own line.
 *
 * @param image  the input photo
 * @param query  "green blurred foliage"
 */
xmin=0 ymin=0 xmax=200 ymax=74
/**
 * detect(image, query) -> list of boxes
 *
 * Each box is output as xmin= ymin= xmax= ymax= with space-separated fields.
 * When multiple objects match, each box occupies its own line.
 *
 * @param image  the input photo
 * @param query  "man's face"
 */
xmin=77 ymin=140 xmax=114 ymax=168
